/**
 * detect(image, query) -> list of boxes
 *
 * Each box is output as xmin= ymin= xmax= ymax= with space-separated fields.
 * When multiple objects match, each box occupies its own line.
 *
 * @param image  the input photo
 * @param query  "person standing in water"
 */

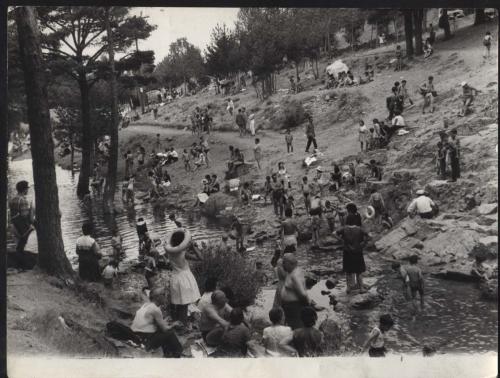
xmin=164 ymin=228 xmax=202 ymax=327
xmin=362 ymin=314 xmax=395 ymax=357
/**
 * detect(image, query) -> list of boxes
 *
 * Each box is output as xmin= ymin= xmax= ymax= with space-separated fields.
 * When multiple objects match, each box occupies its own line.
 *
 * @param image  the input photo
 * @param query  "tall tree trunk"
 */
xmin=15 ymin=6 xmax=74 ymax=278
xmin=474 ymin=9 xmax=486 ymax=25
xmin=77 ymin=76 xmax=92 ymax=198
xmin=403 ymin=10 xmax=414 ymax=58
xmin=70 ymin=131 xmax=74 ymax=177
xmin=414 ymin=9 xmax=424 ymax=56
xmin=104 ymin=7 xmax=119 ymax=214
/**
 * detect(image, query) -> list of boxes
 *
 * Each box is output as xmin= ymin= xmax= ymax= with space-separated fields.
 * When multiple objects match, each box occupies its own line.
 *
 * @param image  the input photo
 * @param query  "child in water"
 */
xmin=363 ymin=314 xmax=395 ymax=357
xmin=102 ymin=260 xmax=119 ymax=288
xmin=403 ymin=255 xmax=425 ymax=319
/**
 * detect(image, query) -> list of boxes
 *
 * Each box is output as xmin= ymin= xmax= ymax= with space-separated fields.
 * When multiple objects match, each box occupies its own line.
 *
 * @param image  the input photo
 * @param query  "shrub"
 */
xmin=281 ymin=100 xmax=306 ymax=130
xmin=192 ymin=244 xmax=261 ymax=309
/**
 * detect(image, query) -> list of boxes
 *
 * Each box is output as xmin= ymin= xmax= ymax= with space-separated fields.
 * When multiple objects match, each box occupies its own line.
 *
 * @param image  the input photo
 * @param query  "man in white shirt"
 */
xmin=407 ymin=190 xmax=436 ymax=219
xmin=391 ymin=111 xmax=406 ymax=127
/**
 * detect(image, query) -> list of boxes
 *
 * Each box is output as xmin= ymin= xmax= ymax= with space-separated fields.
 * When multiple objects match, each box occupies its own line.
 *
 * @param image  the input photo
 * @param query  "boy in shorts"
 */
xmin=404 ymin=255 xmax=425 ymax=319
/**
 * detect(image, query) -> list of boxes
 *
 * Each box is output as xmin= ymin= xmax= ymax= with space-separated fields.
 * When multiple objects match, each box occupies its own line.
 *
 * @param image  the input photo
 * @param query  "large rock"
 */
xmin=350 ymin=288 xmax=382 ymax=309
xmin=423 ymin=228 xmax=481 ymax=261
xmin=477 ymin=203 xmax=498 ymax=215
xmin=470 ymin=236 xmax=498 ymax=260
xmin=318 ymin=318 xmax=342 ymax=351
xmin=201 ymin=192 xmax=237 ymax=218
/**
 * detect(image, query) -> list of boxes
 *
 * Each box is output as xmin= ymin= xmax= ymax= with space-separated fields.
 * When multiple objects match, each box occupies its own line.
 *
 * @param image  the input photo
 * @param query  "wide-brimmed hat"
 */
xmin=416 ymin=189 xmax=425 ymax=195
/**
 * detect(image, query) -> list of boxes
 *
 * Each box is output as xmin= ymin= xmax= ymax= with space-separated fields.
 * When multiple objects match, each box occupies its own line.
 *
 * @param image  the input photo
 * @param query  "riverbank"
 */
xmin=8 ymin=19 xmax=498 ymax=358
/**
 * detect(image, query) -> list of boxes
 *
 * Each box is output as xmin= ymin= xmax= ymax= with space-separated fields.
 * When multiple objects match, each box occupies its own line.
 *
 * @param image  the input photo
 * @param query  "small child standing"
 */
xmin=483 ymin=31 xmax=492 ymax=59
xmin=404 ymin=255 xmax=425 ymax=319
xmin=182 ymin=149 xmax=192 ymax=172
xmin=363 ymin=314 xmax=395 ymax=357
xmin=102 ymin=260 xmax=119 ymax=288
xmin=254 ymin=138 xmax=262 ymax=170
xmin=285 ymin=129 xmax=294 ymax=153
xmin=323 ymin=200 xmax=336 ymax=233
xmin=111 ymin=229 xmax=123 ymax=261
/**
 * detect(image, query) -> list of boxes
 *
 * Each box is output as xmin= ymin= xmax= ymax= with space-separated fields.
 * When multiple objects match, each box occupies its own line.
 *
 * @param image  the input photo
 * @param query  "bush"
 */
xmin=192 ymin=244 xmax=261 ymax=309
xmin=281 ymin=100 xmax=306 ymax=130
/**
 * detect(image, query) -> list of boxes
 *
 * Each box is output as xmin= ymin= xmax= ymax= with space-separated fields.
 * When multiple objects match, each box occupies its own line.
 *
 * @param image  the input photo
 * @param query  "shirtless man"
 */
xmin=281 ymin=208 xmax=298 ymax=253
xmin=199 ymin=290 xmax=233 ymax=346
xmin=164 ymin=228 xmax=202 ymax=326
xmin=280 ymin=254 xmax=311 ymax=330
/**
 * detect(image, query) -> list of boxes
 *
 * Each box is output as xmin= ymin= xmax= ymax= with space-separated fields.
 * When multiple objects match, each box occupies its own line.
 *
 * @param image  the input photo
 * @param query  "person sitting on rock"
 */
xmin=471 ymin=254 xmax=490 ymax=283
xmin=407 ymin=190 xmax=437 ymax=219
xmin=262 ymin=307 xmax=297 ymax=357
xmin=285 ymin=306 xmax=324 ymax=357
xmin=131 ymin=287 xmax=184 ymax=358
xmin=403 ymin=255 xmax=425 ymax=319
xmin=459 ymin=81 xmax=480 ymax=117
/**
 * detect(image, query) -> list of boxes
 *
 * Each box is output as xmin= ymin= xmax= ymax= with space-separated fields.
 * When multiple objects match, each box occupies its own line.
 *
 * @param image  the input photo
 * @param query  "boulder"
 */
xmin=350 ymin=288 xmax=382 ymax=309
xmin=201 ymin=192 xmax=237 ymax=218
xmin=470 ymin=236 xmax=498 ymax=260
xmin=318 ymin=318 xmax=342 ymax=351
xmin=477 ymin=203 xmax=498 ymax=215
xmin=422 ymin=228 xmax=481 ymax=261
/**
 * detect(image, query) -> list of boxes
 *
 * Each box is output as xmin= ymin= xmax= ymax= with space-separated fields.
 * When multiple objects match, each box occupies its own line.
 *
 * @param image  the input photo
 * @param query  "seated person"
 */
xmin=199 ymin=290 xmax=232 ymax=346
xmin=262 ymin=307 xmax=297 ymax=357
xmin=391 ymin=111 xmax=406 ymax=128
xmin=165 ymin=148 xmax=179 ymax=164
xmin=130 ymin=288 xmax=183 ymax=358
xmin=217 ymin=308 xmax=251 ymax=357
xmin=423 ymin=38 xmax=433 ymax=59
xmin=280 ymin=306 xmax=323 ymax=357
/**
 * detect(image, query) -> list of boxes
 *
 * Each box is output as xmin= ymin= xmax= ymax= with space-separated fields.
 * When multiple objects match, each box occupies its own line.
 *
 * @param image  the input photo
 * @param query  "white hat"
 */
xmin=416 ymin=189 xmax=425 ymax=195
xmin=316 ymin=166 xmax=323 ymax=172
xmin=461 ymin=81 xmax=467 ymax=87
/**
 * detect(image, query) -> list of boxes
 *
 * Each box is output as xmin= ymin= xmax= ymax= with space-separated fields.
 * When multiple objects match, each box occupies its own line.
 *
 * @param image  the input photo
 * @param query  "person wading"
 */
xmin=280 ymin=254 xmax=312 ymax=330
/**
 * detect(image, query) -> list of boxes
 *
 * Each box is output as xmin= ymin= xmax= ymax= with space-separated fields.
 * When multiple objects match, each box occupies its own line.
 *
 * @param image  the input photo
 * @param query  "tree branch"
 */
xmin=43 ymin=45 xmax=78 ymax=61
xmin=84 ymin=28 xmax=105 ymax=48
xmin=86 ymin=44 xmax=107 ymax=65
xmin=43 ymin=22 xmax=78 ymax=54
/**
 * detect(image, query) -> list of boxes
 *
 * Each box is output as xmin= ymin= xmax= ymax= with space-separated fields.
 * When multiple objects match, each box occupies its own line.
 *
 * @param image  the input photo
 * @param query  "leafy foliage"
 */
xmin=192 ymin=244 xmax=262 ymax=309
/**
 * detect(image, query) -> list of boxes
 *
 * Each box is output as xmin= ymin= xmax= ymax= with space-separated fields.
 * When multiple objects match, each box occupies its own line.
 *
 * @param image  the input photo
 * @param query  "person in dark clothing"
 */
xmin=336 ymin=211 xmax=369 ymax=294
xmin=291 ymin=306 xmax=323 ymax=357
xmin=304 ymin=114 xmax=318 ymax=153
xmin=218 ymin=308 xmax=251 ymax=357
xmin=76 ymin=223 xmax=102 ymax=282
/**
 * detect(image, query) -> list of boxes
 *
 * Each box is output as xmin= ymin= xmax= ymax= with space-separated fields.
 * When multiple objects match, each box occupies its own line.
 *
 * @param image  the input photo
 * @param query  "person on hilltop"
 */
xmin=235 ymin=109 xmax=246 ymax=137
xmin=459 ymin=81 xmax=480 ymax=117
xmin=163 ymin=228 xmax=202 ymax=327
xmin=419 ymin=76 xmax=436 ymax=114
xmin=407 ymin=190 xmax=438 ymax=219
xmin=304 ymin=113 xmax=318 ymax=153
xmin=76 ymin=223 xmax=102 ymax=282
xmin=9 ymin=180 xmax=35 ymax=256
xmin=226 ymin=98 xmax=234 ymax=116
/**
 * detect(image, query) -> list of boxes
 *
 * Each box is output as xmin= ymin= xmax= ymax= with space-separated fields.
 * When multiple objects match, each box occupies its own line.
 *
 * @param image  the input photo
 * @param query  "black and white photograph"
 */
xmin=3 ymin=5 xmax=498 ymax=378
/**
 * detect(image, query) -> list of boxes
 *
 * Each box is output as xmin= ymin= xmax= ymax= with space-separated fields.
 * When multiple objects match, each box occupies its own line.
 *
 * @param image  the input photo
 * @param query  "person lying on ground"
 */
xmin=199 ymin=290 xmax=232 ymax=346
xmin=131 ymin=287 xmax=184 ymax=358
xmin=279 ymin=306 xmax=323 ymax=357
xmin=262 ymin=307 xmax=298 ymax=357
xmin=362 ymin=314 xmax=394 ymax=357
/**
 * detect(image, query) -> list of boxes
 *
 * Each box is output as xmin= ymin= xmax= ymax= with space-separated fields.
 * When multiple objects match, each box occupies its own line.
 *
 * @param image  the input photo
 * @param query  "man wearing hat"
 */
xmin=459 ymin=81 xmax=480 ymax=117
xmin=407 ymin=190 xmax=437 ymax=219
xmin=9 ymin=180 xmax=35 ymax=255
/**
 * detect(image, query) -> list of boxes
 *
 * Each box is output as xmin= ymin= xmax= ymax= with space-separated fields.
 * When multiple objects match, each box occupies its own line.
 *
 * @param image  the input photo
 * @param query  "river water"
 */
xmin=7 ymin=158 xmax=498 ymax=353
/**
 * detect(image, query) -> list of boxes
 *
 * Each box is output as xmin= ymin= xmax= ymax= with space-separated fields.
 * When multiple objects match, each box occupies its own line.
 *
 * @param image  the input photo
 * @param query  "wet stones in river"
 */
xmin=476 ymin=203 xmax=498 ymax=216
xmin=349 ymin=288 xmax=382 ymax=310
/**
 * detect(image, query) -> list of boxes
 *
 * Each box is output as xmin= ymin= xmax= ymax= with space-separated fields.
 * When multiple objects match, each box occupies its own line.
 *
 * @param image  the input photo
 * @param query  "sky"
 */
xmin=130 ymin=7 xmax=240 ymax=64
